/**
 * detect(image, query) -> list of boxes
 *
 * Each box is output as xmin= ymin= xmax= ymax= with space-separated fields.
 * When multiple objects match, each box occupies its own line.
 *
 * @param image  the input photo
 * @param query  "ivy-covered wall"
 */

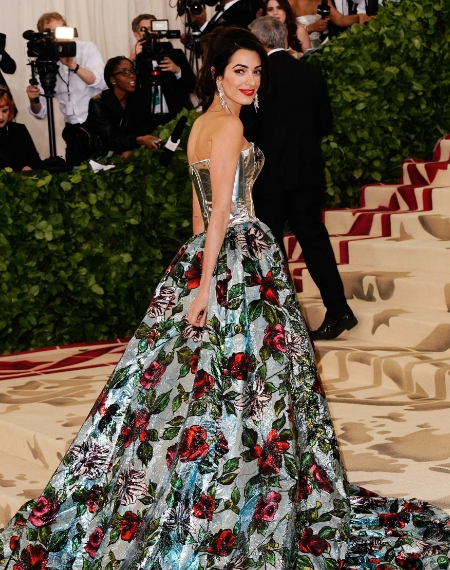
xmin=314 ymin=0 xmax=450 ymax=206
xmin=0 ymin=111 xmax=196 ymax=354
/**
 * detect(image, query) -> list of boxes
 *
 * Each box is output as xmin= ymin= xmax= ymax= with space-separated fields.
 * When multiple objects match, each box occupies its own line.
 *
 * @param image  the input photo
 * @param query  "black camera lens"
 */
xmin=189 ymin=0 xmax=204 ymax=15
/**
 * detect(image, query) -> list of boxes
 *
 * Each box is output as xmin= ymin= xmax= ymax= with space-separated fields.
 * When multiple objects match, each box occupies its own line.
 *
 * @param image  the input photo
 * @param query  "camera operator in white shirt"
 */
xmin=25 ymin=12 xmax=106 ymax=166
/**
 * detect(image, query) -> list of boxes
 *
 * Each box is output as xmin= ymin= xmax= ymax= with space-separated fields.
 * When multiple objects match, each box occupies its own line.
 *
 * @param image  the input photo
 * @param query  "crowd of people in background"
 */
xmin=0 ymin=0 xmax=395 ymax=172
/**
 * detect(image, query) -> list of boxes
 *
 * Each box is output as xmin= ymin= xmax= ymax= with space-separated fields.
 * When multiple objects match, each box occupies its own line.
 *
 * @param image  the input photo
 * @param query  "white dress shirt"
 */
xmin=29 ymin=40 xmax=106 ymax=124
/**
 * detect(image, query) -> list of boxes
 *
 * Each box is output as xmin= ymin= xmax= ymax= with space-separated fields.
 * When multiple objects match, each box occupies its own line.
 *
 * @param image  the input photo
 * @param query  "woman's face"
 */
xmin=266 ymin=0 xmax=286 ymax=23
xmin=110 ymin=59 xmax=137 ymax=94
xmin=0 ymin=105 xmax=10 ymax=128
xmin=217 ymin=49 xmax=261 ymax=112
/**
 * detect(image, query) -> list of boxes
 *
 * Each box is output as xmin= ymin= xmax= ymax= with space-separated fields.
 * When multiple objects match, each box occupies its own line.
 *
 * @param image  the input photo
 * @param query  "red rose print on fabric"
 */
xmin=189 ymin=347 xmax=201 ymax=374
xmin=311 ymin=464 xmax=334 ymax=494
xmin=216 ymin=432 xmax=229 ymax=457
xmin=87 ymin=485 xmax=102 ymax=513
xmin=297 ymin=472 xmax=312 ymax=501
xmin=120 ymin=511 xmax=142 ymax=541
xmin=121 ymin=408 xmax=150 ymax=448
xmin=299 ymin=528 xmax=330 ymax=556
xmin=378 ymin=512 xmax=410 ymax=529
xmin=192 ymin=370 xmax=215 ymax=400
xmin=253 ymin=491 xmax=282 ymax=523
xmin=263 ymin=324 xmax=286 ymax=352
xmin=166 ymin=444 xmax=177 ymax=468
xmin=312 ymin=376 xmax=325 ymax=396
xmin=192 ymin=494 xmax=215 ymax=521
xmin=228 ymin=352 xmax=251 ymax=381
xmin=249 ymin=429 xmax=290 ymax=475
xmin=395 ymin=552 xmax=422 ymax=570
xmin=14 ymin=544 xmax=49 ymax=570
xmin=216 ymin=279 xmax=228 ymax=307
xmin=179 ymin=426 xmax=209 ymax=462
xmin=185 ymin=252 xmax=203 ymax=290
xmin=9 ymin=536 xmax=19 ymax=552
xmin=85 ymin=527 xmax=104 ymax=558
xmin=28 ymin=496 xmax=59 ymax=528
xmin=207 ymin=529 xmax=235 ymax=557
xmin=247 ymin=271 xmax=280 ymax=306
xmin=140 ymin=361 xmax=166 ymax=390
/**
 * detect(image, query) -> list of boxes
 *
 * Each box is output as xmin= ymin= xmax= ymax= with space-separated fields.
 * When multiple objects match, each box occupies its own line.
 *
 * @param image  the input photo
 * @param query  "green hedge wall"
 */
xmin=0 ymin=110 xmax=196 ymax=354
xmin=312 ymin=0 xmax=450 ymax=206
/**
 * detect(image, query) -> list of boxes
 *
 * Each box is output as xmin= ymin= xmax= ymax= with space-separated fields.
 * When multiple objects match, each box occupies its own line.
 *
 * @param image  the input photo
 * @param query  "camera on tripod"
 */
xmin=22 ymin=26 xmax=78 ymax=167
xmin=23 ymin=27 xmax=77 ymax=61
xmin=139 ymin=20 xmax=180 ymax=62
xmin=177 ymin=0 xmax=204 ymax=16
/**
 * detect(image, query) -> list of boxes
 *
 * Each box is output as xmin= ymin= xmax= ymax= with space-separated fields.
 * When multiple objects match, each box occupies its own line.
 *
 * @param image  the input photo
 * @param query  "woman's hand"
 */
xmin=137 ymin=135 xmax=161 ymax=150
xmin=306 ymin=18 xmax=329 ymax=33
xmin=187 ymin=287 xmax=209 ymax=328
xmin=120 ymin=149 xmax=135 ymax=159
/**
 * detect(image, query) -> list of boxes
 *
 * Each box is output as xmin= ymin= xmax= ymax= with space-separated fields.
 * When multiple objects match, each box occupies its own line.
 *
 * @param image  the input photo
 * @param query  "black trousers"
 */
xmin=62 ymin=123 xmax=86 ymax=167
xmin=253 ymin=188 xmax=351 ymax=318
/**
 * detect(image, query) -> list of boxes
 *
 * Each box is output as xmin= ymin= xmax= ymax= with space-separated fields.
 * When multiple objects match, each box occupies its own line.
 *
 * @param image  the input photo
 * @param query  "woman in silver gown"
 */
xmin=0 ymin=27 xmax=449 ymax=570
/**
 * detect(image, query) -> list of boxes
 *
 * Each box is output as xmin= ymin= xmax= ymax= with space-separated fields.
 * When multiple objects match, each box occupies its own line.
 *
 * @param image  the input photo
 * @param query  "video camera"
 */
xmin=139 ymin=20 xmax=180 ymax=62
xmin=23 ymin=27 xmax=76 ymax=61
xmin=177 ymin=0 xmax=219 ymax=16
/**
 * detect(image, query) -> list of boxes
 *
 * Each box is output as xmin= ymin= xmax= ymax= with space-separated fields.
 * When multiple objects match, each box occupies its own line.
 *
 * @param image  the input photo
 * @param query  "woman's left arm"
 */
xmin=296 ymin=23 xmax=311 ymax=52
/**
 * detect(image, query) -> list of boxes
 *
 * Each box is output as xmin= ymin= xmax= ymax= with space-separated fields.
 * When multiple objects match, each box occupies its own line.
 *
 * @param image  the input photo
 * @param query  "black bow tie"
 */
xmin=215 ymin=3 xmax=225 ymax=11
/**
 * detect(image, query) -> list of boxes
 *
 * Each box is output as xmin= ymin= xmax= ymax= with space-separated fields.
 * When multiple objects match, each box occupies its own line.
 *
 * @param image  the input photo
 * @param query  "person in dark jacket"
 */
xmin=130 ymin=14 xmax=196 ymax=127
xmin=83 ymin=57 xmax=161 ymax=159
xmin=0 ymin=86 xmax=41 ymax=172
xmin=242 ymin=17 xmax=357 ymax=340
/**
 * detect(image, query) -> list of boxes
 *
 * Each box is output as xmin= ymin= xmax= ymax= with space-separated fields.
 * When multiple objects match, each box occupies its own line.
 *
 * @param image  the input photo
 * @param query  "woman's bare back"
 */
xmin=187 ymin=112 xmax=249 ymax=165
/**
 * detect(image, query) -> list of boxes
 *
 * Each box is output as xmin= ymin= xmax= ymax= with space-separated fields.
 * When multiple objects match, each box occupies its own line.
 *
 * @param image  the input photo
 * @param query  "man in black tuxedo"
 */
xmin=130 ymin=14 xmax=196 ymax=126
xmin=243 ymin=16 xmax=357 ymax=340
xmin=189 ymin=0 xmax=262 ymax=34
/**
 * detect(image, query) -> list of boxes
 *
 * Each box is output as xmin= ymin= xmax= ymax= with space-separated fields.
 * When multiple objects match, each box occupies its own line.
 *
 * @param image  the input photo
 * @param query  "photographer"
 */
xmin=25 ymin=12 xmax=106 ymax=166
xmin=0 ymin=34 xmax=16 ymax=92
xmin=129 ymin=14 xmax=195 ymax=127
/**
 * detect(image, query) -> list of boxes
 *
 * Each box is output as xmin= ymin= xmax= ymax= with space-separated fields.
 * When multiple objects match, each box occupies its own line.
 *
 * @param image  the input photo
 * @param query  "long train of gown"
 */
xmin=0 ymin=145 xmax=449 ymax=570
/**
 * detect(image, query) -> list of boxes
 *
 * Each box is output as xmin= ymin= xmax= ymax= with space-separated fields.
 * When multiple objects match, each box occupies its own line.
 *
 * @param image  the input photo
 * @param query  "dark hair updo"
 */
xmin=196 ymin=26 xmax=269 ymax=112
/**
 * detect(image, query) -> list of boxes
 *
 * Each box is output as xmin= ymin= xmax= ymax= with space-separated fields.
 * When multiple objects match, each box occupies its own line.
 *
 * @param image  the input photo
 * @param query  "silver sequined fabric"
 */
xmin=189 ymin=143 xmax=264 ymax=229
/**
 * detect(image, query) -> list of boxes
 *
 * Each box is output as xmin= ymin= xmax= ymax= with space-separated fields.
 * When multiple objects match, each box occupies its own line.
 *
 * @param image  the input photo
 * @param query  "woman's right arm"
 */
xmin=187 ymin=116 xmax=245 ymax=327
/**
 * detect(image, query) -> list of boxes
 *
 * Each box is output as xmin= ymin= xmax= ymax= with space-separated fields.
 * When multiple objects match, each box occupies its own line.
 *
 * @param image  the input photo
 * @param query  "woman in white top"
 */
xmin=289 ymin=0 xmax=368 ymax=48
xmin=262 ymin=0 xmax=311 ymax=56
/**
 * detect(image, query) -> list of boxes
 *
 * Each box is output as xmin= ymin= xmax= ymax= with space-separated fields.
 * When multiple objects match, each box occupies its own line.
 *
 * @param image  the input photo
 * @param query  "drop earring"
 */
xmin=216 ymin=81 xmax=230 ymax=113
xmin=253 ymin=92 xmax=259 ymax=112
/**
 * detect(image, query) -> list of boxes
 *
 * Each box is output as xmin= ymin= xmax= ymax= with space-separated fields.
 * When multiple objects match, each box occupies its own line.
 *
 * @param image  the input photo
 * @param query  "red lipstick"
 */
xmin=240 ymin=89 xmax=255 ymax=96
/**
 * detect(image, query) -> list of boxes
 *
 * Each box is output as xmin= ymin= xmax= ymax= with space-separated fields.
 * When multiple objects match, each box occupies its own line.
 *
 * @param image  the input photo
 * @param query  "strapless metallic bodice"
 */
xmin=189 ymin=143 xmax=264 ymax=229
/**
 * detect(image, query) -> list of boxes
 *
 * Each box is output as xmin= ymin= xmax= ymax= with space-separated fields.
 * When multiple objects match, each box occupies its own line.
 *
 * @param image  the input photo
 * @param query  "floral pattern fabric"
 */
xmin=0 ymin=146 xmax=449 ymax=570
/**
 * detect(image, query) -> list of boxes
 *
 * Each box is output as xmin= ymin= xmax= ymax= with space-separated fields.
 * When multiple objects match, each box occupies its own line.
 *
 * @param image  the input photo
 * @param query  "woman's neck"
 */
xmin=114 ymin=89 xmax=129 ymax=108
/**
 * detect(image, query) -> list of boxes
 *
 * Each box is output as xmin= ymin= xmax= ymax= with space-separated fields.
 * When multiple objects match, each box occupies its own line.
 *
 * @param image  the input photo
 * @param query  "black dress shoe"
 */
xmin=309 ymin=312 xmax=358 ymax=341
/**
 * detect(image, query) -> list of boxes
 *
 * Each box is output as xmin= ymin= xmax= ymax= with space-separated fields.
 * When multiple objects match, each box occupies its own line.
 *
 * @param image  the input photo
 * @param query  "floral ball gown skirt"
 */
xmin=1 ymin=145 xmax=449 ymax=570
